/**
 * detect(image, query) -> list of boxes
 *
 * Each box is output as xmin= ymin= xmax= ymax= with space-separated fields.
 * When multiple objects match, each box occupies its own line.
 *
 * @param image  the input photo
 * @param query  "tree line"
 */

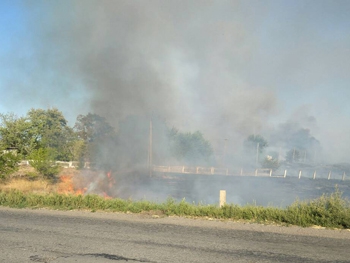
xmin=0 ymin=107 xmax=321 ymax=179
xmin=0 ymin=108 xmax=214 ymax=179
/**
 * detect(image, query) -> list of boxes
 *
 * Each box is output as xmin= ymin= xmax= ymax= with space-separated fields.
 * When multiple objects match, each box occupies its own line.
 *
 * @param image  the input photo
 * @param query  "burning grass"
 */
xmin=1 ymin=167 xmax=349 ymax=229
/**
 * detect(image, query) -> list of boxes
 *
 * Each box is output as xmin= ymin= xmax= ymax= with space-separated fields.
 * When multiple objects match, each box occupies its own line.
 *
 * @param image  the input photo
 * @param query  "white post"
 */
xmin=313 ymin=171 xmax=316 ymax=179
xmin=219 ymin=190 xmax=226 ymax=208
xmin=328 ymin=171 xmax=331 ymax=180
xmin=343 ymin=172 xmax=346 ymax=181
xmin=284 ymin=170 xmax=287 ymax=178
xmin=182 ymin=166 xmax=185 ymax=173
xmin=196 ymin=167 xmax=199 ymax=174
xmin=255 ymin=169 xmax=258 ymax=176
xmin=269 ymin=169 xmax=272 ymax=177
xmin=240 ymin=168 xmax=243 ymax=176
xmin=298 ymin=170 xmax=302 ymax=179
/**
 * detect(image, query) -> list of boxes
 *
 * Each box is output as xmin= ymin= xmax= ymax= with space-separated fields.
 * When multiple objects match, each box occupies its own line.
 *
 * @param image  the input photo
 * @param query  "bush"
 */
xmin=0 ymin=152 xmax=20 ymax=180
xmin=29 ymin=148 xmax=61 ymax=179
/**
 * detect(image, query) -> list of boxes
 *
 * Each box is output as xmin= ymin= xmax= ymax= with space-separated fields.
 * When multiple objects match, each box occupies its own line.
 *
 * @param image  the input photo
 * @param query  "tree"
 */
xmin=0 ymin=113 xmax=35 ymax=158
xmin=0 ymin=151 xmax=20 ymax=180
xmin=74 ymin=113 xmax=116 ymax=167
xmin=29 ymin=148 xmax=61 ymax=179
xmin=244 ymin=134 xmax=268 ymax=153
xmin=74 ymin=113 xmax=115 ymax=143
xmin=261 ymin=155 xmax=280 ymax=171
xmin=27 ymin=108 xmax=75 ymax=161
xmin=169 ymin=129 xmax=214 ymax=166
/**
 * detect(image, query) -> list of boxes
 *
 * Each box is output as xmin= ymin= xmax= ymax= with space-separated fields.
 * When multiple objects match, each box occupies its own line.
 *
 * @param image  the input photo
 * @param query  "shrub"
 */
xmin=0 ymin=152 xmax=20 ymax=180
xmin=29 ymin=148 xmax=61 ymax=180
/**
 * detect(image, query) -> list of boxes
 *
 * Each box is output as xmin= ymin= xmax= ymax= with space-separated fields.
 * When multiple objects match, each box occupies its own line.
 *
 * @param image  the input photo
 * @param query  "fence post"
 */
xmin=313 ymin=171 xmax=316 ymax=179
xmin=284 ymin=170 xmax=287 ymax=178
xmin=328 ymin=171 xmax=331 ymax=180
xmin=298 ymin=170 xmax=302 ymax=179
xmin=219 ymin=190 xmax=226 ymax=208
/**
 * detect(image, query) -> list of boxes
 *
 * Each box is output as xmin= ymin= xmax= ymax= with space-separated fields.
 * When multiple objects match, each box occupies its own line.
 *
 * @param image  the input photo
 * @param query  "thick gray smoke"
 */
xmin=2 ymin=1 xmax=350 ymax=205
xmin=7 ymin=1 xmax=275 ymax=137
xmin=2 ymin=0 xmax=350 ymax=165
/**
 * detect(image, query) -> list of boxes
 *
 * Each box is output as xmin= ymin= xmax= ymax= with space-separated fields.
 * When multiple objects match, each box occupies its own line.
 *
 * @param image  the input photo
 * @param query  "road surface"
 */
xmin=0 ymin=207 xmax=349 ymax=262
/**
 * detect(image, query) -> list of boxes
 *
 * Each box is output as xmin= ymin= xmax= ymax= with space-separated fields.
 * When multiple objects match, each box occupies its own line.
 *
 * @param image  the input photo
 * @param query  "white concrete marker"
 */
xmin=219 ymin=190 xmax=226 ymax=208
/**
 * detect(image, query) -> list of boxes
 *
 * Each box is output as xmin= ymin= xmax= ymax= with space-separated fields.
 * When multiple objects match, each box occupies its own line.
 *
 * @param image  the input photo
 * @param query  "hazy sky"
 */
xmin=1 ymin=0 xmax=350 ymax=162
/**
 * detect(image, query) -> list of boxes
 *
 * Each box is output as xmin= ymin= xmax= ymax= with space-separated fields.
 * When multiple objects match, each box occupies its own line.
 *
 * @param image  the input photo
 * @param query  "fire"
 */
xmin=57 ymin=175 xmax=75 ymax=194
xmin=57 ymin=171 xmax=115 ymax=199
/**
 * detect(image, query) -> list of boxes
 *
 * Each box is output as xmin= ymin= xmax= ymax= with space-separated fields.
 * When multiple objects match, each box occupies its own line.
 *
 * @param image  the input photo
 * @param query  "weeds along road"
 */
xmin=0 ymin=207 xmax=350 ymax=263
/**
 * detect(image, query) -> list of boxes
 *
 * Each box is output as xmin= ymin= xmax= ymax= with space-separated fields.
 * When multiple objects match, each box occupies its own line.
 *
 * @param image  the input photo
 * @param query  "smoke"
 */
xmin=2 ymin=1 xmax=350 ymax=167
xmin=2 ymin=1 xmax=273 ymax=130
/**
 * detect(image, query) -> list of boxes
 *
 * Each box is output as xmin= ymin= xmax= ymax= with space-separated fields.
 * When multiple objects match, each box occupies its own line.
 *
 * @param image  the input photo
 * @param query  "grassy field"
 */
xmin=0 ymin=167 xmax=349 ymax=229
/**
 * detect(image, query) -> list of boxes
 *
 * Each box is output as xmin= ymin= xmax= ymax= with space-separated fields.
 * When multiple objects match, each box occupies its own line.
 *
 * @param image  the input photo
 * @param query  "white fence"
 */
xmin=152 ymin=165 xmax=347 ymax=181
xmin=19 ymin=160 xmax=81 ymax=168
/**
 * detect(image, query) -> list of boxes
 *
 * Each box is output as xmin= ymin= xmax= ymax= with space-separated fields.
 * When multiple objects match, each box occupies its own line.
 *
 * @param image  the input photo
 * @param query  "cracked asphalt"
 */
xmin=0 ymin=207 xmax=350 ymax=262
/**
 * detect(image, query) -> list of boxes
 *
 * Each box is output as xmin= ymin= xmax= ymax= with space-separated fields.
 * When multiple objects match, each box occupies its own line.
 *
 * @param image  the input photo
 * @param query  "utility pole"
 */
xmin=223 ymin=139 xmax=228 ymax=167
xmin=148 ymin=120 xmax=153 ymax=177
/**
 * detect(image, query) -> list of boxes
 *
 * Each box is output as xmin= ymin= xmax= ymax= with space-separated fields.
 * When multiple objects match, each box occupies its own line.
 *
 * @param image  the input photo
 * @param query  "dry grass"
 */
xmin=0 ymin=166 xmax=82 ymax=194
xmin=0 ymin=179 xmax=54 ymax=194
xmin=10 ymin=165 xmax=36 ymax=178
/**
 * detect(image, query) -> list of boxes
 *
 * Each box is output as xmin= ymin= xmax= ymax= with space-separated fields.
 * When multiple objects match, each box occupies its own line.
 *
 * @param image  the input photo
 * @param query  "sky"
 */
xmin=0 ymin=0 xmax=350 ymax=163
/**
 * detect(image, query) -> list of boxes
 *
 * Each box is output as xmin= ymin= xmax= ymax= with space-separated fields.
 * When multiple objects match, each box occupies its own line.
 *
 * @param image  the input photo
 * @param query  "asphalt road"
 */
xmin=0 ymin=207 xmax=350 ymax=263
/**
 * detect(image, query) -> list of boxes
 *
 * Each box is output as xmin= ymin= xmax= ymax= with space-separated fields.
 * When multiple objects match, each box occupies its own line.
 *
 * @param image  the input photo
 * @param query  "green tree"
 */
xmin=74 ymin=113 xmax=115 ymax=143
xmin=0 ymin=151 xmax=20 ymax=180
xmin=29 ymin=148 xmax=60 ymax=179
xmin=27 ymin=108 xmax=75 ymax=161
xmin=169 ymin=129 xmax=213 ymax=166
xmin=0 ymin=113 xmax=36 ymax=158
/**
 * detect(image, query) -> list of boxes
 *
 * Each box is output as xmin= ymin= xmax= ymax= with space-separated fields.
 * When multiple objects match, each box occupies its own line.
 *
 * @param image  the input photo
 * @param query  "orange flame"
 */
xmin=58 ymin=171 xmax=115 ymax=198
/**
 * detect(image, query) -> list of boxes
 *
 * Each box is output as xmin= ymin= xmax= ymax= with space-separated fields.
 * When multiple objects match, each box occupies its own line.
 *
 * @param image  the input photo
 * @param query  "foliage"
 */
xmin=261 ymin=155 xmax=280 ymax=171
xmin=285 ymin=188 xmax=350 ymax=228
xmin=244 ymin=134 xmax=268 ymax=153
xmin=0 ymin=152 xmax=20 ymax=180
xmin=27 ymin=108 xmax=75 ymax=161
xmin=169 ymin=128 xmax=214 ymax=166
xmin=0 ymin=188 xmax=349 ymax=229
xmin=74 ymin=113 xmax=115 ymax=143
xmin=0 ymin=113 xmax=35 ymax=158
xmin=29 ymin=148 xmax=61 ymax=179
xmin=0 ymin=109 xmax=74 ymax=161
xmin=74 ymin=113 xmax=116 ymax=165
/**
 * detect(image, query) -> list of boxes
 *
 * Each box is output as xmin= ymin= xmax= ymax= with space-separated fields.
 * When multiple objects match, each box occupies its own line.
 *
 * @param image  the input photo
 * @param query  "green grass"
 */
xmin=0 ymin=188 xmax=349 ymax=229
